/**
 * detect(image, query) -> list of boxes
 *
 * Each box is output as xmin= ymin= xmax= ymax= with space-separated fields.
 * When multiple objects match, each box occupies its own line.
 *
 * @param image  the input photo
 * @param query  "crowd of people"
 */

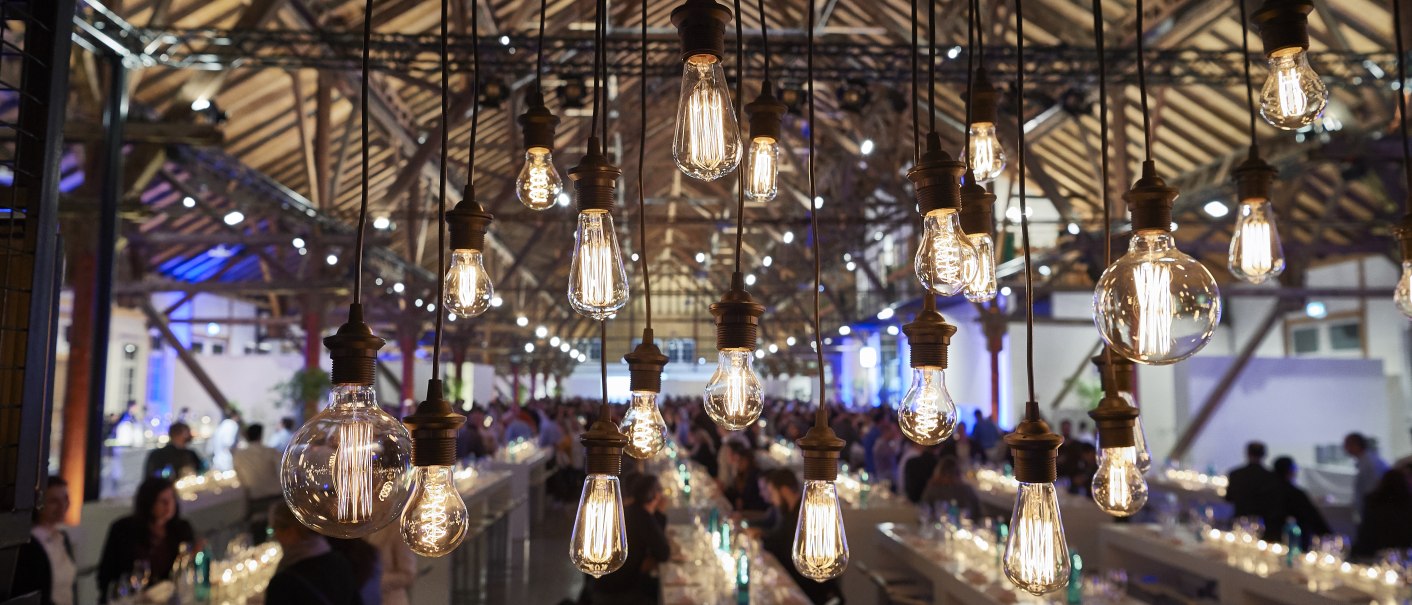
xmin=1224 ymin=435 xmax=1412 ymax=560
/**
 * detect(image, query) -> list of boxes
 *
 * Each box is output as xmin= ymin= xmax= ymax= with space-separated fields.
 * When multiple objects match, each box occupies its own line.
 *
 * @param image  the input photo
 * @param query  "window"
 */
xmin=1328 ymin=322 xmax=1361 ymax=351
xmin=665 ymin=338 xmax=696 ymax=365
xmin=1292 ymin=327 xmax=1319 ymax=354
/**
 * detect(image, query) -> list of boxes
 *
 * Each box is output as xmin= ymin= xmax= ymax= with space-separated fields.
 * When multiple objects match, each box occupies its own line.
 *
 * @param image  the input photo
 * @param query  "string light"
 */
xmin=515 ymin=0 xmax=563 ymax=210
xmin=1230 ymin=0 xmax=1285 ymax=285
xmin=1250 ymin=0 xmax=1327 ymax=129
xmin=671 ymin=0 xmax=742 ymax=180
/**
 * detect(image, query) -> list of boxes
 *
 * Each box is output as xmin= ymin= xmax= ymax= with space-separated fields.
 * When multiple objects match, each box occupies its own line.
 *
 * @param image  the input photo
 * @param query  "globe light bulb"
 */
xmin=1093 ymin=231 xmax=1220 ymax=365
xmin=703 ymin=349 xmax=764 ymax=430
xmin=914 ymin=208 xmax=976 ymax=297
xmin=744 ymin=136 xmax=779 ymax=201
xmin=1259 ymin=49 xmax=1327 ymax=130
xmin=673 ymin=55 xmax=742 ymax=180
xmin=281 ymin=384 xmax=412 ymax=538
xmin=569 ymin=474 xmax=627 ymax=577
xmin=444 ymin=249 xmax=494 ymax=318
xmin=897 ymin=367 xmax=957 ymax=446
xmin=792 ymin=479 xmax=849 ymax=581
xmin=1091 ymin=445 xmax=1149 ymax=517
xmin=963 ymin=232 xmax=998 ymax=302
xmin=400 ymin=466 xmax=469 ymax=557
xmin=1003 ymin=482 xmax=1070 ymax=595
xmin=516 ymin=147 xmax=563 ymax=210
xmin=1228 ymin=200 xmax=1285 ymax=284
xmin=620 ymin=391 xmax=668 ymax=459
xmin=1397 ymin=261 xmax=1412 ymax=318
xmin=963 ymin=122 xmax=1007 ymax=182
xmin=568 ymin=210 xmax=629 ymax=319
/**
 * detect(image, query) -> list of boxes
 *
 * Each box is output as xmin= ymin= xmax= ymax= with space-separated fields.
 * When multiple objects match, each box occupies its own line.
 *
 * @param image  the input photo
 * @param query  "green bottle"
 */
xmin=1066 ymin=553 xmax=1083 ymax=604
xmin=736 ymin=549 xmax=751 ymax=605
xmin=1283 ymin=519 xmax=1302 ymax=567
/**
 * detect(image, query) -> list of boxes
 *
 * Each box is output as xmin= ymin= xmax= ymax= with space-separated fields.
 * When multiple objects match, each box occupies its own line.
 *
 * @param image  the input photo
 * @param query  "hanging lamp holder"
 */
xmin=447 ymin=189 xmax=494 ymax=251
xmin=903 ymin=296 xmax=956 ymax=369
xmin=1004 ymin=403 xmax=1063 ymax=483
xmin=1125 ymin=159 xmax=1179 ymax=232
xmin=403 ymin=378 xmax=466 ymax=467
xmin=746 ymin=84 xmax=788 ymax=142
xmin=568 ymin=137 xmax=622 ymax=213
xmin=325 ymin=303 xmax=385 ymax=386
xmin=1088 ymin=393 xmax=1139 ymax=449
xmin=1233 ymin=145 xmax=1278 ymax=204
xmin=796 ymin=423 xmax=845 ymax=482
xmin=962 ymin=65 xmax=1000 ymax=125
xmin=958 ymin=170 xmax=996 ymax=235
xmin=624 ymin=328 xmax=669 ymax=393
xmin=519 ymin=87 xmax=561 ymax=151
xmin=909 ymin=132 xmax=966 ymax=215
xmin=1090 ymin=351 xmax=1136 ymax=395
xmin=1395 ymin=213 xmax=1412 ymax=258
xmin=1252 ymin=0 xmax=1313 ymax=56
xmin=710 ymin=271 xmax=765 ymax=351
xmin=671 ymin=0 xmax=733 ymax=62
xmin=582 ymin=418 xmax=629 ymax=476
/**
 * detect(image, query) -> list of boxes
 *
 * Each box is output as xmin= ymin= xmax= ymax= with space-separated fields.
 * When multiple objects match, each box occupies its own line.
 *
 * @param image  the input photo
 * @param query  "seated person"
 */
xmin=722 ymin=441 xmax=768 ymax=514
xmin=97 ymin=478 xmax=196 ymax=602
xmin=265 ymin=502 xmax=364 ymax=604
xmin=142 ymin=422 xmax=206 ymax=480
xmin=922 ymin=456 xmax=983 ymax=521
xmin=1261 ymin=457 xmax=1331 ymax=549
xmin=591 ymin=475 xmax=671 ymax=604
xmin=758 ymin=469 xmax=843 ymax=605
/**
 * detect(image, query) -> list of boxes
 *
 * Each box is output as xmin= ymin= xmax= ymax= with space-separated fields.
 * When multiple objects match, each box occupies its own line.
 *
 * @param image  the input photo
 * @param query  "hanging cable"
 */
xmin=431 ymin=0 xmax=452 ymax=381
xmin=808 ymin=0 xmax=826 ymax=427
xmin=911 ymin=0 xmax=919 ymax=162
xmin=354 ymin=0 xmax=374 ymax=303
xmin=1016 ymin=0 xmax=1034 ymax=404
xmin=756 ymin=0 xmax=771 ymax=75
xmin=963 ymin=0 xmax=975 ymax=166
xmin=535 ymin=0 xmax=547 ymax=90
xmin=927 ymin=0 xmax=936 ymax=134
xmin=1135 ymin=0 xmax=1154 ymax=161
xmin=1239 ymin=0 xmax=1258 ymax=147
xmin=600 ymin=319 xmax=610 ymax=417
xmin=639 ymin=0 xmax=653 ymax=329
xmin=1395 ymin=0 xmax=1412 ymax=198
xmin=466 ymin=0 xmax=481 ymax=182
xmin=732 ymin=0 xmax=747 ymax=274
xmin=589 ymin=0 xmax=603 ymax=144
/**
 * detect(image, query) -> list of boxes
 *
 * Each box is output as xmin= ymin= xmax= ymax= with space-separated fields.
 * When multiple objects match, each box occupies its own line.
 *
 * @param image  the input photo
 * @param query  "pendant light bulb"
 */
xmin=1259 ymin=49 xmax=1326 ymax=130
xmin=620 ymin=391 xmax=669 ymax=459
xmin=963 ymin=232 xmax=998 ymax=302
xmin=963 ymin=122 xmax=1007 ymax=183
xmin=444 ymin=249 xmax=494 ymax=317
xmin=703 ymin=349 xmax=764 ymax=430
xmin=672 ymin=55 xmax=742 ymax=181
xmin=1094 ymin=230 xmax=1220 ymax=364
xmin=400 ymin=466 xmax=469 ymax=557
xmin=745 ymin=136 xmax=780 ymax=201
xmin=1228 ymin=200 xmax=1285 ymax=284
xmin=1397 ymin=261 xmax=1412 ymax=318
xmin=1091 ymin=446 xmax=1149 ymax=517
xmin=569 ymin=210 xmax=630 ymax=319
xmin=792 ymin=479 xmax=849 ymax=581
xmin=516 ymin=147 xmax=563 ymax=210
xmin=897 ymin=367 xmax=957 ymax=445
xmin=1003 ymin=482 xmax=1071 ymax=595
xmin=915 ymin=208 xmax=977 ymax=296
xmin=569 ymin=474 xmax=628 ymax=577
xmin=281 ymin=383 xmax=413 ymax=538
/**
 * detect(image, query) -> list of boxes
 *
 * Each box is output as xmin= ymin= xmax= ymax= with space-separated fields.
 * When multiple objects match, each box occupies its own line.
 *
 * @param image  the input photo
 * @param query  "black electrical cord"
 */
xmin=432 ymin=0 xmax=451 ymax=381
xmin=1238 ymin=0 xmax=1258 ymax=148
xmin=639 ymin=0 xmax=652 ymax=330
xmin=1016 ymin=0 xmax=1035 ymax=406
xmin=1395 ymin=0 xmax=1412 ymax=199
xmin=1136 ymin=0 xmax=1154 ymax=162
xmin=1093 ymin=0 xmax=1117 ymax=386
xmin=756 ymin=0 xmax=772 ymax=76
xmin=927 ymin=0 xmax=936 ymax=134
xmin=467 ymin=0 xmax=481 ymax=182
xmin=911 ymin=0 xmax=919 ymax=163
xmin=808 ymin=0 xmax=827 ymax=427
xmin=354 ymin=0 xmax=374 ymax=304
xmin=588 ymin=0 xmax=602 ymax=144
xmin=599 ymin=0 xmax=610 ymax=155
xmin=600 ymin=319 xmax=610 ymax=419
xmin=963 ymin=0 xmax=975 ymax=166
xmin=535 ymin=0 xmax=547 ymax=91
xmin=733 ymin=0 xmax=746 ymax=275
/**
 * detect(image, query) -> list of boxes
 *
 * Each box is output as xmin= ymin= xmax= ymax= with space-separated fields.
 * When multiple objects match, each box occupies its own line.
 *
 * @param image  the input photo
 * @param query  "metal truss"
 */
xmin=74 ymin=1 xmax=1397 ymax=87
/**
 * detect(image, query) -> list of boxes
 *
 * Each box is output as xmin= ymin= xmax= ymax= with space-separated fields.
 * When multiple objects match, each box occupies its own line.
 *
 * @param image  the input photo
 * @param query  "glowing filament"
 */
xmin=1132 ymin=262 xmax=1173 ymax=358
xmin=335 ymin=422 xmax=374 ymax=523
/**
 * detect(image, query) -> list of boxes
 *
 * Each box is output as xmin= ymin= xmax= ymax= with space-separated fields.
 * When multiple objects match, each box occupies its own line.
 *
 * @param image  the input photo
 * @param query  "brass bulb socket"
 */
xmin=958 ymin=175 xmax=996 ymax=235
xmin=1252 ymin=0 xmax=1313 ymax=56
xmin=746 ymin=87 xmax=787 ymax=141
xmin=670 ymin=0 xmax=733 ymax=63
xmin=797 ymin=424 xmax=844 ymax=482
xmin=1004 ymin=407 xmax=1063 ymax=484
xmin=711 ymin=274 xmax=764 ymax=351
xmin=909 ymin=133 xmax=965 ymax=215
xmin=1090 ymin=352 xmax=1136 ymax=395
xmin=582 ymin=419 xmax=629 ymax=476
xmin=961 ymin=66 xmax=1000 ymax=124
xmin=447 ymin=197 xmax=493 ymax=251
xmin=404 ymin=379 xmax=467 ymax=467
xmin=1233 ymin=147 xmax=1277 ymax=204
xmin=325 ymin=303 xmax=385 ymax=386
xmin=1089 ymin=394 xmax=1138 ymax=450
xmin=568 ymin=140 xmax=622 ymax=213
xmin=1125 ymin=159 xmax=1179 ymax=232
xmin=519 ymin=88 xmax=560 ymax=151
xmin=625 ymin=330 xmax=669 ymax=393
xmin=903 ymin=303 xmax=956 ymax=369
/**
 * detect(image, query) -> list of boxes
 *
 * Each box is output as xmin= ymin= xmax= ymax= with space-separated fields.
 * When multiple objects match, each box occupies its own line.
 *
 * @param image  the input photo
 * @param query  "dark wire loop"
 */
xmin=639 ymin=0 xmax=652 ymax=329
xmin=1093 ymin=0 xmax=1117 ymax=390
xmin=911 ymin=0 xmax=919 ymax=163
xmin=354 ymin=0 xmax=373 ymax=303
xmin=432 ymin=0 xmax=451 ymax=381
xmin=1395 ymin=0 xmax=1412 ymax=200
xmin=733 ymin=0 xmax=746 ymax=275
xmin=1016 ymin=0 xmax=1036 ymax=407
